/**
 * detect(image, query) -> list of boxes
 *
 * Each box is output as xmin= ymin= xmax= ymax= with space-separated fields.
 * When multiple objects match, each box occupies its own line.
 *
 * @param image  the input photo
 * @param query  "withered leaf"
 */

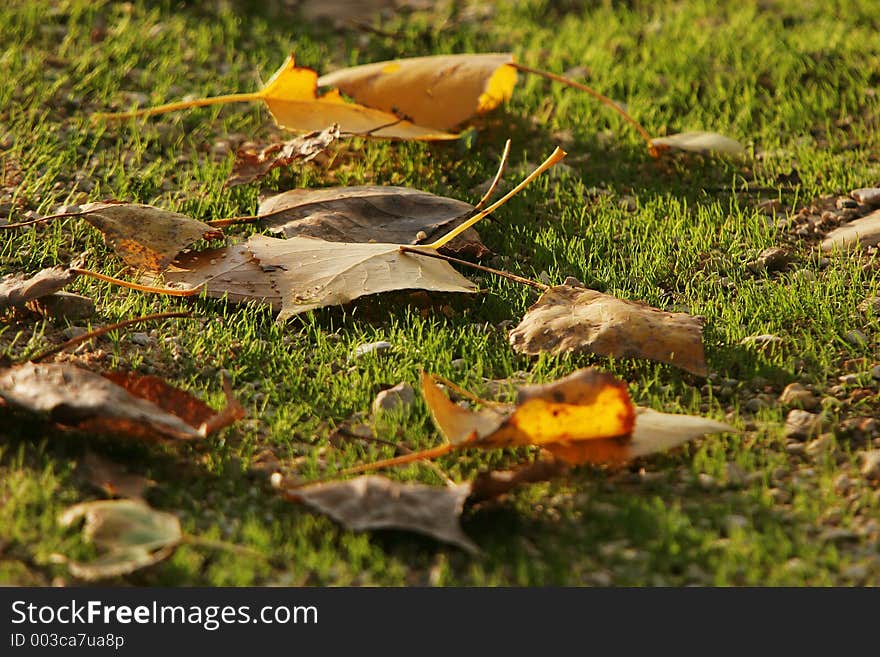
xmin=225 ymin=124 xmax=340 ymax=188
xmin=59 ymin=499 xmax=181 ymax=580
xmin=317 ymin=53 xmax=517 ymax=131
xmin=0 ymin=266 xmax=78 ymax=311
xmin=820 ymin=209 xmax=880 ymax=252
xmin=140 ymin=243 xmax=282 ymax=309
xmin=81 ymin=451 xmax=156 ymax=500
xmin=246 ymin=234 xmax=477 ymax=320
xmin=0 ymin=363 xmax=242 ymax=441
xmin=422 ymin=370 xmax=730 ymax=465
xmin=468 ymin=457 xmax=569 ymax=504
xmin=286 ymin=475 xmax=477 ymax=552
xmin=651 ymin=131 xmax=745 ymax=156
xmin=79 ymin=202 xmax=223 ymax=272
xmin=508 ymin=284 xmax=708 ymax=376
xmin=257 ymin=185 xmax=489 ymax=257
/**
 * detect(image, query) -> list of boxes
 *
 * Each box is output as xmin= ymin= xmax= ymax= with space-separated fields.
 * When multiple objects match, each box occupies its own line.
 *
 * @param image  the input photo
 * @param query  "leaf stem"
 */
xmin=71 ymin=268 xmax=204 ymax=297
xmin=399 ymin=246 xmax=547 ymax=290
xmin=425 ymin=147 xmax=566 ymax=251
xmin=473 ymin=138 xmax=512 ymax=211
xmin=29 ymin=311 xmax=193 ymax=363
xmin=205 ymin=214 xmax=262 ymax=228
xmin=511 ymin=62 xmax=654 ymax=147
xmin=93 ymin=92 xmax=263 ymax=121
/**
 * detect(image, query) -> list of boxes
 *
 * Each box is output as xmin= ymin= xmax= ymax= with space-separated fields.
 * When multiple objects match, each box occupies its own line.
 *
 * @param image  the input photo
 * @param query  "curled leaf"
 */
xmin=0 ymin=266 xmax=78 ymax=311
xmin=59 ymin=499 xmax=181 ymax=580
xmin=650 ymin=131 xmax=745 ymax=156
xmin=508 ymin=284 xmax=708 ymax=376
xmin=257 ymin=185 xmax=489 ymax=258
xmin=79 ymin=202 xmax=223 ymax=272
xmin=0 ymin=363 xmax=242 ymax=441
xmin=285 ymin=475 xmax=477 ymax=553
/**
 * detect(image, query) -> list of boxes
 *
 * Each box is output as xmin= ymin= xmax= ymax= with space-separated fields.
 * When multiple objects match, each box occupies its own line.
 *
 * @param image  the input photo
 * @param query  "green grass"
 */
xmin=1 ymin=0 xmax=879 ymax=586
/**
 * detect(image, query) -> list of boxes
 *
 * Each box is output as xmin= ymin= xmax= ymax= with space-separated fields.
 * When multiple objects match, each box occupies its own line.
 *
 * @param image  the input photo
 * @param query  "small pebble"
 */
xmin=857 ymin=297 xmax=880 ymax=314
xmin=836 ymin=197 xmax=858 ymax=210
xmin=872 ymin=365 xmax=880 ymax=380
xmin=784 ymin=409 xmax=822 ymax=439
xmin=744 ymin=397 xmax=767 ymax=413
xmin=61 ymin=326 xmax=88 ymax=340
xmin=372 ymin=382 xmax=415 ymax=414
xmin=697 ymin=473 xmax=716 ymax=489
xmin=779 ymin=383 xmax=819 ymax=410
xmin=353 ymin=341 xmax=392 ymax=358
xmin=845 ymin=329 xmax=868 ymax=347
xmin=806 ymin=434 xmax=834 ymax=457
xmin=838 ymin=373 xmax=861 ymax=385
xmin=859 ymin=449 xmax=880 ymax=481
xmin=851 ymin=187 xmax=880 ymax=207
xmin=130 ymin=332 xmax=151 ymax=346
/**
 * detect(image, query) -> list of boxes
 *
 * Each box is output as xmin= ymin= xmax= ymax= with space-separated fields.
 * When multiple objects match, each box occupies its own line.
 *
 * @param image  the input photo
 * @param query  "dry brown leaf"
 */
xmin=257 ymin=185 xmax=489 ymax=257
xmin=0 ymin=266 xmax=78 ymax=311
xmin=225 ymin=125 xmax=340 ymax=187
xmin=820 ymin=209 xmax=880 ymax=252
xmin=468 ymin=457 xmax=569 ymax=503
xmin=285 ymin=475 xmax=477 ymax=552
xmin=508 ymin=284 xmax=708 ymax=376
xmin=79 ymin=202 xmax=223 ymax=272
xmin=0 ymin=363 xmax=242 ymax=441
xmin=246 ymin=234 xmax=477 ymax=320
xmin=650 ymin=131 xmax=745 ymax=155
xmin=59 ymin=499 xmax=181 ymax=580
xmin=81 ymin=451 xmax=156 ymax=499
xmin=140 ymin=244 xmax=282 ymax=309
xmin=317 ymin=53 xmax=516 ymax=131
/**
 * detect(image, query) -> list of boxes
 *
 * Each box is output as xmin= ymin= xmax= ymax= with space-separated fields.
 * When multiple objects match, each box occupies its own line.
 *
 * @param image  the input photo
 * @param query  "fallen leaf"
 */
xmin=419 ymin=370 xmax=730 ymax=465
xmin=98 ymin=53 xmax=516 ymax=140
xmin=298 ymin=0 xmax=435 ymax=22
xmin=81 ymin=451 xmax=156 ymax=499
xmin=79 ymin=202 xmax=223 ymax=271
xmin=285 ymin=475 xmax=478 ymax=552
xmin=317 ymin=53 xmax=516 ymax=131
xmin=468 ymin=457 xmax=569 ymax=503
xmin=59 ymin=499 xmax=181 ymax=580
xmin=0 ymin=266 xmax=78 ymax=311
xmin=820 ymin=209 xmax=880 ymax=252
xmin=0 ymin=362 xmax=242 ymax=441
xmin=245 ymin=234 xmax=477 ymax=320
xmin=543 ymin=406 xmax=734 ymax=465
xmin=140 ymin=243 xmax=282 ymax=309
xmin=257 ymin=185 xmax=489 ymax=257
xmin=650 ymin=131 xmax=745 ymax=155
xmin=508 ymin=284 xmax=708 ymax=376
xmin=225 ymin=125 xmax=340 ymax=187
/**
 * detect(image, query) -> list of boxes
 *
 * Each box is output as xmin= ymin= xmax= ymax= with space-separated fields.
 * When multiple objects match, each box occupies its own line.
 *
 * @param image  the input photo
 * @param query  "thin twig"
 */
xmin=473 ymin=139 xmax=512 ymax=211
xmin=29 ymin=311 xmax=193 ymax=363
xmin=205 ymin=214 xmax=262 ymax=228
xmin=424 ymin=147 xmax=566 ymax=251
xmin=511 ymin=62 xmax=654 ymax=147
xmin=399 ymin=246 xmax=548 ymax=290
xmin=72 ymin=268 xmax=204 ymax=297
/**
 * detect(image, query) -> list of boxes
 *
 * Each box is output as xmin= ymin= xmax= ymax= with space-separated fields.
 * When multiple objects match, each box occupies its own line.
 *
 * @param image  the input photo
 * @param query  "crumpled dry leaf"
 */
xmin=285 ymin=475 xmax=477 ymax=552
xmin=820 ymin=209 xmax=880 ymax=252
xmin=422 ymin=370 xmax=731 ymax=465
xmin=317 ymin=53 xmax=516 ymax=131
xmin=59 ymin=499 xmax=181 ymax=580
xmin=246 ymin=234 xmax=477 ymax=320
xmin=79 ymin=202 xmax=223 ymax=272
xmin=81 ymin=451 xmax=156 ymax=499
xmin=422 ymin=369 xmax=636 ymax=464
xmin=650 ymin=131 xmax=745 ymax=155
xmin=225 ymin=125 xmax=340 ymax=187
xmin=257 ymin=185 xmax=489 ymax=258
xmin=0 ymin=363 xmax=242 ymax=441
xmin=508 ymin=284 xmax=708 ymax=376
xmin=0 ymin=266 xmax=78 ymax=311
xmin=140 ymin=244 xmax=282 ymax=309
